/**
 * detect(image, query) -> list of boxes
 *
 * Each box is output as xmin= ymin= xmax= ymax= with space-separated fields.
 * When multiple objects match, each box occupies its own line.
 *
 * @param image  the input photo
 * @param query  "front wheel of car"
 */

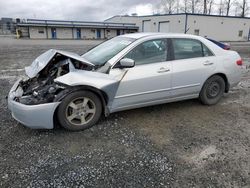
xmin=57 ymin=90 xmax=102 ymax=131
xmin=199 ymin=75 xmax=225 ymax=105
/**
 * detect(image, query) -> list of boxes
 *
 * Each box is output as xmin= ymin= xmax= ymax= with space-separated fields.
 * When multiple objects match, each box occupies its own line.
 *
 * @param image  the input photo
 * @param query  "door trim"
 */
xmin=114 ymin=87 xmax=172 ymax=99
xmin=172 ymin=83 xmax=200 ymax=90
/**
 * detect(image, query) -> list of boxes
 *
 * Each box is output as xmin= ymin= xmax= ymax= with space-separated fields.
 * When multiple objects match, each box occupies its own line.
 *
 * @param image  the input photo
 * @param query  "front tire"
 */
xmin=57 ymin=90 xmax=102 ymax=131
xmin=199 ymin=75 xmax=225 ymax=105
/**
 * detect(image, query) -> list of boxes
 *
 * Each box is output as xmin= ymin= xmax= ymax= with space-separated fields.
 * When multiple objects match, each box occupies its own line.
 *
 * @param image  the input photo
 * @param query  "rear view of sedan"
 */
xmin=8 ymin=33 xmax=243 ymax=131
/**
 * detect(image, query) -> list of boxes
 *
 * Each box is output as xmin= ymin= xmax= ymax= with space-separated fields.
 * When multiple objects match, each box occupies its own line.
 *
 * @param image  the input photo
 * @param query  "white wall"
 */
xmin=106 ymin=14 xmax=250 ymax=41
xmin=83 ymin=28 xmax=97 ymax=39
xmin=25 ymin=25 xmax=138 ymax=40
xmin=46 ymin=27 xmax=73 ymax=39
xmin=29 ymin=27 xmax=47 ymax=39
xmin=106 ymin=15 xmax=186 ymax=33
xmin=56 ymin=28 xmax=73 ymax=39
xmin=187 ymin=15 xmax=250 ymax=41
xmin=105 ymin=29 xmax=117 ymax=39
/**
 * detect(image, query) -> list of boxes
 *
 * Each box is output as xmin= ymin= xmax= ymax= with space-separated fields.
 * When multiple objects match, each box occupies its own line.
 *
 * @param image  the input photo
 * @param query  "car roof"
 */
xmin=121 ymin=32 xmax=202 ymax=40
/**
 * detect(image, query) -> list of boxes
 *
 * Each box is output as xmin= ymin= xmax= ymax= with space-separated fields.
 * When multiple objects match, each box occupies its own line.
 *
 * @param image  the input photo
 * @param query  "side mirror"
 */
xmin=119 ymin=58 xmax=135 ymax=68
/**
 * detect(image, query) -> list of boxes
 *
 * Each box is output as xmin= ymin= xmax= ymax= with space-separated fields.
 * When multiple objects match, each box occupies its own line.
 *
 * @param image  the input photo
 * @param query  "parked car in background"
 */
xmin=8 ymin=33 xmax=243 ymax=131
xmin=206 ymin=37 xmax=231 ymax=50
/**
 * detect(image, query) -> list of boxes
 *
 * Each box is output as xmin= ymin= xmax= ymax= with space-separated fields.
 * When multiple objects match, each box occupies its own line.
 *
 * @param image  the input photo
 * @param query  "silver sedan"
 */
xmin=8 ymin=33 xmax=243 ymax=131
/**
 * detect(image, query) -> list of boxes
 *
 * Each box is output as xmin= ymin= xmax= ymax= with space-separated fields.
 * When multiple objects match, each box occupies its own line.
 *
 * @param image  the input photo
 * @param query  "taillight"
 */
xmin=236 ymin=59 xmax=243 ymax=66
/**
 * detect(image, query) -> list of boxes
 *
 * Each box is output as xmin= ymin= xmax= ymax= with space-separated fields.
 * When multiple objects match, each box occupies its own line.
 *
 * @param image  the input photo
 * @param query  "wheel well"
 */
xmin=208 ymin=73 xmax=229 ymax=93
xmin=54 ymin=85 xmax=109 ymax=118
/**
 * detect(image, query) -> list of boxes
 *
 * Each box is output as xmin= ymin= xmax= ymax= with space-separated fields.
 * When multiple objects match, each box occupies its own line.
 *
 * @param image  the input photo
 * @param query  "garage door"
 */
xmin=142 ymin=20 xmax=151 ymax=32
xmin=159 ymin=22 xmax=170 ymax=33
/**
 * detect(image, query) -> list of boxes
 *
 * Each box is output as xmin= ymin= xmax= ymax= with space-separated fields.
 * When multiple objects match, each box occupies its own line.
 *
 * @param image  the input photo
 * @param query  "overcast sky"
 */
xmin=0 ymin=0 xmax=160 ymax=21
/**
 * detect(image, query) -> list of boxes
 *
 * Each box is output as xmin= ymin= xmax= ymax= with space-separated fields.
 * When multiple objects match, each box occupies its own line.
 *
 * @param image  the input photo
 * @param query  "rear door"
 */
xmin=110 ymin=38 xmax=172 ymax=111
xmin=170 ymin=38 xmax=216 ymax=97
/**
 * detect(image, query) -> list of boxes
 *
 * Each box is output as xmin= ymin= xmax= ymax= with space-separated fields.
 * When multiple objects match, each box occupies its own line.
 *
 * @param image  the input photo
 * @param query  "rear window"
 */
xmin=172 ymin=38 xmax=213 ymax=60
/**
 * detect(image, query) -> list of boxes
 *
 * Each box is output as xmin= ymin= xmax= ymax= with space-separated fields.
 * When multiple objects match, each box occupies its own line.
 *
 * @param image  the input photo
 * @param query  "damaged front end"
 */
xmin=7 ymin=49 xmax=95 ymax=129
xmin=14 ymin=49 xmax=94 ymax=105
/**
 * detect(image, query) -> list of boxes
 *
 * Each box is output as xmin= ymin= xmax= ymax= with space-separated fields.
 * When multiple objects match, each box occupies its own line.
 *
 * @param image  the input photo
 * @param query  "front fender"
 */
xmin=54 ymin=70 xmax=124 ymax=106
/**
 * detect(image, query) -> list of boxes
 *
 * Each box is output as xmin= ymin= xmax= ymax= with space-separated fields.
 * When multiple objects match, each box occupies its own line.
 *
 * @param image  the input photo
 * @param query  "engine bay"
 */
xmin=14 ymin=53 xmax=93 ymax=105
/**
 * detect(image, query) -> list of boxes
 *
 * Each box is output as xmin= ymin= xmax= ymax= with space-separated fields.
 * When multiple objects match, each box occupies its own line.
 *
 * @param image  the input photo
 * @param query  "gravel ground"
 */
xmin=0 ymin=38 xmax=250 ymax=188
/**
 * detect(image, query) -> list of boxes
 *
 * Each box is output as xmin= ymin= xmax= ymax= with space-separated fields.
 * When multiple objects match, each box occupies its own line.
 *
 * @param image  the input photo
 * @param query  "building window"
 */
xmin=91 ymin=29 xmax=95 ymax=33
xmin=238 ymin=30 xmax=243 ymax=37
xmin=194 ymin=29 xmax=199 ymax=36
xmin=38 ymin=29 xmax=44 ymax=34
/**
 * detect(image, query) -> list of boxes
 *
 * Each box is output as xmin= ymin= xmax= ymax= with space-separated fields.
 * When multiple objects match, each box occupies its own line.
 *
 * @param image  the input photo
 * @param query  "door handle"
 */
xmin=203 ymin=61 xmax=214 ymax=66
xmin=157 ymin=67 xmax=170 ymax=73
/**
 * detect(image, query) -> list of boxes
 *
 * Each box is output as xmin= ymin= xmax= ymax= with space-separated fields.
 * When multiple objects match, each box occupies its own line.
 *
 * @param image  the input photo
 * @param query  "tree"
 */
xmin=179 ymin=0 xmax=193 ymax=13
xmin=183 ymin=0 xmax=189 ymax=13
xmin=218 ymin=0 xmax=225 ymax=15
xmin=240 ymin=0 xmax=248 ymax=17
xmin=159 ymin=0 xmax=176 ymax=14
xmin=234 ymin=0 xmax=249 ymax=17
xmin=176 ymin=0 xmax=181 ymax=13
xmin=203 ymin=0 xmax=207 ymax=14
xmin=225 ymin=0 xmax=232 ymax=16
xmin=191 ymin=0 xmax=203 ymax=13
xmin=207 ymin=0 xmax=214 ymax=14
xmin=155 ymin=0 xmax=205 ymax=15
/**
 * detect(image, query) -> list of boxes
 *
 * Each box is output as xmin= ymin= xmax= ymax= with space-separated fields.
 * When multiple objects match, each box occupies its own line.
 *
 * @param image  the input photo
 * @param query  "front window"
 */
xmin=82 ymin=37 xmax=135 ymax=66
xmin=124 ymin=39 xmax=168 ymax=65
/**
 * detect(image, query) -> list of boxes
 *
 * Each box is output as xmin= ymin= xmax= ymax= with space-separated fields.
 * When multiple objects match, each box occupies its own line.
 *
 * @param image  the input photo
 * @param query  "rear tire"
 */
xmin=57 ymin=90 xmax=102 ymax=131
xmin=199 ymin=75 xmax=225 ymax=105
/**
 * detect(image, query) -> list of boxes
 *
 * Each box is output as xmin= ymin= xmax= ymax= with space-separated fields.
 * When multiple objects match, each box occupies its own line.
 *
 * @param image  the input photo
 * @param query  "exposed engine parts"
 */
xmin=14 ymin=53 xmax=93 ymax=105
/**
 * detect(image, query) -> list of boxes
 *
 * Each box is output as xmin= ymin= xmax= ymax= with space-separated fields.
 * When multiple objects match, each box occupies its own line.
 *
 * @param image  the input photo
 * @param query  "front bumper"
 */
xmin=8 ymin=79 xmax=60 ymax=129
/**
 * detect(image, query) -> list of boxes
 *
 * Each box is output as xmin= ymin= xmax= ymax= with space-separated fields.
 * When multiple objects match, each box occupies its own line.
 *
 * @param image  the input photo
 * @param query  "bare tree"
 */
xmin=160 ymin=0 xmax=176 ymax=14
xmin=224 ymin=0 xmax=232 ymax=16
xmin=180 ymin=0 xmax=192 ymax=13
xmin=208 ymin=0 xmax=214 ymax=14
xmin=176 ymin=0 xmax=180 ymax=13
xmin=234 ymin=0 xmax=249 ymax=17
xmin=156 ymin=0 xmax=205 ymax=15
xmin=207 ymin=0 xmax=214 ymax=14
xmin=204 ymin=0 xmax=207 ymax=14
xmin=218 ymin=0 xmax=225 ymax=15
xmin=183 ymin=0 xmax=189 ymax=13
xmin=241 ymin=0 xmax=248 ymax=17
xmin=191 ymin=0 xmax=202 ymax=13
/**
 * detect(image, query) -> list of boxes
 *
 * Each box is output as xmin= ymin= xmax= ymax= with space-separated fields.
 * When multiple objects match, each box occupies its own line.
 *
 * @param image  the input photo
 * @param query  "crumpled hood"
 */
xmin=25 ymin=49 xmax=94 ymax=78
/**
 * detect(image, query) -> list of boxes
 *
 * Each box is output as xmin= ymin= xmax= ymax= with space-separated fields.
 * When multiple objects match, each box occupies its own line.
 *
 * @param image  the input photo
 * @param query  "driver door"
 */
xmin=110 ymin=38 xmax=172 ymax=112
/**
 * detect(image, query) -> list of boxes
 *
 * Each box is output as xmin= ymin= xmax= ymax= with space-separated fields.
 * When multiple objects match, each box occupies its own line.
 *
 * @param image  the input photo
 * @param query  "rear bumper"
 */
xmin=8 ymin=79 xmax=60 ymax=129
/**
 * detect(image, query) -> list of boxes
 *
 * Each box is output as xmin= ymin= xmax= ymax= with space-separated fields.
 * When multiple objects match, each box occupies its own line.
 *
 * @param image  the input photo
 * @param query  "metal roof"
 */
xmin=105 ymin=13 xmax=250 ymax=21
xmin=17 ymin=19 xmax=139 ymax=29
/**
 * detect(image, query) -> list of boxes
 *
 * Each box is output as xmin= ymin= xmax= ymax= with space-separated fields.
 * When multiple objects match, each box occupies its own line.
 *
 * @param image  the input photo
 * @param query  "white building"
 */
xmin=105 ymin=13 xmax=250 ymax=41
xmin=17 ymin=19 xmax=138 ymax=39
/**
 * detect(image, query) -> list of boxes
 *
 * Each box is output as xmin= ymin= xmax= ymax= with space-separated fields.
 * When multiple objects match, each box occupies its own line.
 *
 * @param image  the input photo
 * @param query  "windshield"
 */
xmin=82 ymin=37 xmax=135 ymax=66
